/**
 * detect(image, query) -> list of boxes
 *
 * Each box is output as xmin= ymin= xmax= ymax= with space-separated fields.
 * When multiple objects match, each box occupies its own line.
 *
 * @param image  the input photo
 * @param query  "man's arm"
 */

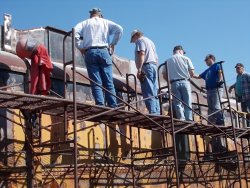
xmin=192 ymin=74 xmax=201 ymax=79
xmin=108 ymin=20 xmax=123 ymax=46
xmin=245 ymin=72 xmax=250 ymax=82
xmin=137 ymin=51 xmax=145 ymax=79
xmin=137 ymin=51 xmax=145 ymax=71
xmin=229 ymin=83 xmax=236 ymax=93
xmin=74 ymin=22 xmax=85 ymax=53
xmin=216 ymin=69 xmax=224 ymax=87
xmin=186 ymin=57 xmax=195 ymax=78
xmin=218 ymin=69 xmax=223 ymax=81
xmin=189 ymin=69 xmax=195 ymax=78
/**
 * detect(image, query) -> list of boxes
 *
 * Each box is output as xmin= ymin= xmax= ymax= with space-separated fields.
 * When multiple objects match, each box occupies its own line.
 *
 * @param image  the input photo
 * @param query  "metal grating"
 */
xmin=1 ymin=90 xmax=250 ymax=138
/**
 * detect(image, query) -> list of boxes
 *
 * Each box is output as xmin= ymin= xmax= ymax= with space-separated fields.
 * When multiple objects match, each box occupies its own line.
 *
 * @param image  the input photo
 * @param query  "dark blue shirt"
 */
xmin=200 ymin=63 xmax=221 ymax=90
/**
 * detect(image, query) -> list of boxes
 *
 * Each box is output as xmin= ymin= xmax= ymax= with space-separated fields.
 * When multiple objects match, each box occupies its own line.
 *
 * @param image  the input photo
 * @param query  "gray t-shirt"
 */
xmin=134 ymin=36 xmax=158 ymax=67
xmin=166 ymin=53 xmax=194 ymax=80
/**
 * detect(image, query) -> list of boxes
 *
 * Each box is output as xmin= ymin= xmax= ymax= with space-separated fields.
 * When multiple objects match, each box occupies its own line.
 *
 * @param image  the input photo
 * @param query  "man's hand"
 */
xmin=109 ymin=44 xmax=115 ymax=55
xmin=229 ymin=86 xmax=234 ymax=93
xmin=137 ymin=69 xmax=146 ymax=82
xmin=200 ymin=86 xmax=207 ymax=94
xmin=192 ymin=75 xmax=201 ymax=79
xmin=137 ymin=70 xmax=141 ymax=79
xmin=80 ymin=49 xmax=87 ymax=55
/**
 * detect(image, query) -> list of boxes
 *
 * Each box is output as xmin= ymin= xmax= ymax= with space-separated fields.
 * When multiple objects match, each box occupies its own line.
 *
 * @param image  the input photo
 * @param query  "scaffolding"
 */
xmin=0 ymin=28 xmax=250 ymax=188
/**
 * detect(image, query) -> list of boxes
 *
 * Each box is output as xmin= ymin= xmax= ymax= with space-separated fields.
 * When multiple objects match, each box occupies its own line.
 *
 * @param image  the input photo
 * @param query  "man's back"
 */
xmin=241 ymin=72 xmax=250 ymax=102
xmin=75 ymin=17 xmax=123 ymax=50
xmin=135 ymin=36 xmax=158 ymax=64
xmin=167 ymin=53 xmax=193 ymax=80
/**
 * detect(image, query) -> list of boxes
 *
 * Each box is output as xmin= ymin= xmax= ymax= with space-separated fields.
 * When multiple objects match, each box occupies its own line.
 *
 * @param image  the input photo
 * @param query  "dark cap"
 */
xmin=89 ymin=8 xmax=102 ymax=14
xmin=173 ymin=45 xmax=185 ymax=54
xmin=235 ymin=63 xmax=244 ymax=68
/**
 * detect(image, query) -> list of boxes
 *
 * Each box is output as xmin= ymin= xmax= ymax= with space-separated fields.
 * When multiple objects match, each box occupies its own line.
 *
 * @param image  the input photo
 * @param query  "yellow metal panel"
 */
xmin=13 ymin=109 xmax=25 ymax=167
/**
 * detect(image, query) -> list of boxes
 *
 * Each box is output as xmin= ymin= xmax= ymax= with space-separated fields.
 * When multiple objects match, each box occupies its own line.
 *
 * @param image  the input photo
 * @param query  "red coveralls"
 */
xmin=30 ymin=45 xmax=53 ymax=95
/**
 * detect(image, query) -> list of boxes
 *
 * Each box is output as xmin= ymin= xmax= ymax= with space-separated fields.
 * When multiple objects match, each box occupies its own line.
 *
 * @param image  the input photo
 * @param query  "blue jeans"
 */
xmin=207 ymin=88 xmax=224 ymax=125
xmin=241 ymin=100 xmax=250 ymax=113
xmin=84 ymin=48 xmax=117 ymax=108
xmin=171 ymin=80 xmax=192 ymax=121
xmin=241 ymin=100 xmax=250 ymax=127
xmin=140 ymin=63 xmax=160 ymax=115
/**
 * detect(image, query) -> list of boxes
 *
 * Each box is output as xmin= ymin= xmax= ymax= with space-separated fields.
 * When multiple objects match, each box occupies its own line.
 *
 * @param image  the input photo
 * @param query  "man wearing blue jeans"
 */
xmin=130 ymin=29 xmax=160 ymax=115
xmin=229 ymin=63 xmax=250 ymax=127
xmin=74 ymin=8 xmax=123 ymax=108
xmin=194 ymin=54 xmax=224 ymax=125
xmin=166 ymin=45 xmax=195 ymax=121
xmin=193 ymin=54 xmax=225 ymax=159
xmin=166 ymin=45 xmax=195 ymax=161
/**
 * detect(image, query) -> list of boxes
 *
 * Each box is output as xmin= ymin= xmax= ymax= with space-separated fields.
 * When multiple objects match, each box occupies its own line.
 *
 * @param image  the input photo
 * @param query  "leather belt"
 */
xmin=170 ymin=78 xmax=189 ymax=84
xmin=86 ymin=46 xmax=107 ymax=51
xmin=143 ymin=62 xmax=157 ymax=65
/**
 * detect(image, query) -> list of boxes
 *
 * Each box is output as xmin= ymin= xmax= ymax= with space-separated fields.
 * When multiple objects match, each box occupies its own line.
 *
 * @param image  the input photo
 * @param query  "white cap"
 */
xmin=130 ymin=29 xmax=140 ymax=42
xmin=131 ymin=29 xmax=139 ymax=38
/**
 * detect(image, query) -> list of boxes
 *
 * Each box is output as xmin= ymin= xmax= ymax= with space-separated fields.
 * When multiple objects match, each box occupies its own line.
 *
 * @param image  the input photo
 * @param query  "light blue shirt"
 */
xmin=74 ymin=17 xmax=123 ymax=49
xmin=166 ymin=53 xmax=194 ymax=80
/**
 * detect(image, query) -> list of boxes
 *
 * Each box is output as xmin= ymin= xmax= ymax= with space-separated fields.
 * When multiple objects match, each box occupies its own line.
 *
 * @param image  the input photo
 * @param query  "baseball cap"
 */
xmin=130 ymin=29 xmax=140 ymax=43
xmin=173 ymin=45 xmax=186 ymax=54
xmin=235 ymin=63 xmax=244 ymax=68
xmin=89 ymin=8 xmax=102 ymax=14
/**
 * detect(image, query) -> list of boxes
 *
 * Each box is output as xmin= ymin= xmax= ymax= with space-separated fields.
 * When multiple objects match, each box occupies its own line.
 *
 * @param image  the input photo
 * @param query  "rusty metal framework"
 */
xmin=0 ymin=28 xmax=250 ymax=188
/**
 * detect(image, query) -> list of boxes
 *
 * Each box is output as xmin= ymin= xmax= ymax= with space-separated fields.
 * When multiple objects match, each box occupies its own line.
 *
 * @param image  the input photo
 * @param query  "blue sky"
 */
xmin=1 ymin=0 xmax=250 ymax=85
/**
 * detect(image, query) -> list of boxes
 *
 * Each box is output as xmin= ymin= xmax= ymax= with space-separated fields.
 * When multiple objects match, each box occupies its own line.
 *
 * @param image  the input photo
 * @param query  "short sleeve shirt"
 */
xmin=134 ymin=36 xmax=158 ymax=65
xmin=200 ymin=63 xmax=221 ymax=90
xmin=166 ymin=54 xmax=194 ymax=80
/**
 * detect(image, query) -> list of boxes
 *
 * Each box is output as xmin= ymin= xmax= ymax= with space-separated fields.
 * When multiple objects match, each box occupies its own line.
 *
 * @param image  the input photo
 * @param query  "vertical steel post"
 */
xmin=165 ymin=61 xmax=180 ymax=187
xmin=241 ymin=137 xmax=249 ymax=188
xmin=157 ymin=64 xmax=167 ymax=148
xmin=129 ymin=125 xmax=136 ymax=187
xmin=72 ymin=28 xmax=79 ymax=188
xmin=126 ymin=74 xmax=141 ymax=150
xmin=63 ymin=31 xmax=69 ymax=141
xmin=63 ymin=28 xmax=78 ymax=187
xmin=216 ymin=67 xmax=229 ymax=151
xmin=126 ymin=74 xmax=138 ymax=110
xmin=219 ymin=62 xmax=242 ymax=188
xmin=157 ymin=63 xmax=165 ymax=115
xmin=26 ymin=121 xmax=34 ymax=188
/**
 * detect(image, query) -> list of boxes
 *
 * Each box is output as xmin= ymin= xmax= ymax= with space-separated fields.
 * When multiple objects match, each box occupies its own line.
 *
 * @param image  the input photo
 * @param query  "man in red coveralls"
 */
xmin=16 ymin=37 xmax=53 ymax=95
